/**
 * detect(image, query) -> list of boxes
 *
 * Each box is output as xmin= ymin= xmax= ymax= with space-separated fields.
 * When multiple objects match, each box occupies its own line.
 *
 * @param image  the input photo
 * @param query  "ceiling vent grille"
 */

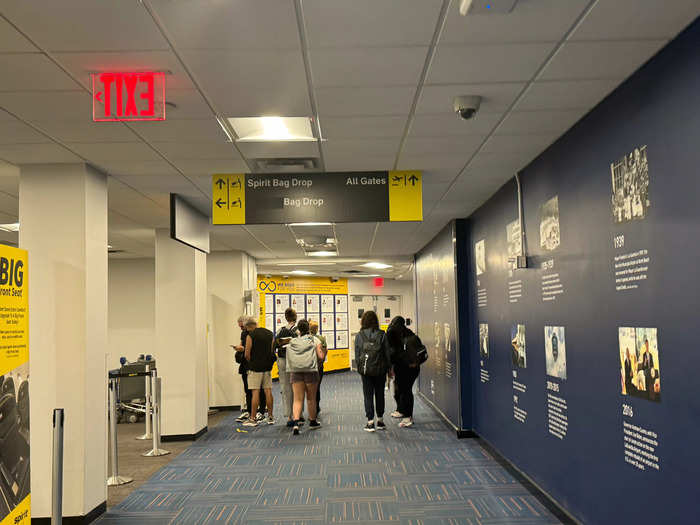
xmin=252 ymin=157 xmax=319 ymax=173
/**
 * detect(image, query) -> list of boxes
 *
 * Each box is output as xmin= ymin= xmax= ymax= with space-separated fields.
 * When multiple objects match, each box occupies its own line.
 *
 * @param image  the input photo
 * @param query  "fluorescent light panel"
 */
xmin=290 ymin=270 xmax=315 ymax=275
xmin=361 ymin=262 xmax=392 ymax=269
xmin=288 ymin=222 xmax=332 ymax=227
xmin=0 ymin=223 xmax=19 ymax=232
xmin=229 ymin=117 xmax=315 ymax=142
xmin=307 ymin=251 xmax=337 ymax=257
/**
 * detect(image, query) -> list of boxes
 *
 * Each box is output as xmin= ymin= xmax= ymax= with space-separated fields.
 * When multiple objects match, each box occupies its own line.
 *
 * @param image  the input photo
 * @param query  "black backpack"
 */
xmin=357 ymin=330 xmax=388 ymax=376
xmin=402 ymin=333 xmax=428 ymax=366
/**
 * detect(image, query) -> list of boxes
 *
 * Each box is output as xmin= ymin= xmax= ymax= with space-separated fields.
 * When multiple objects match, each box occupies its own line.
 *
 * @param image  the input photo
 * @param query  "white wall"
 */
xmin=347 ymin=277 xmax=415 ymax=321
xmin=108 ymin=258 xmax=155 ymax=369
xmin=206 ymin=251 xmax=257 ymax=409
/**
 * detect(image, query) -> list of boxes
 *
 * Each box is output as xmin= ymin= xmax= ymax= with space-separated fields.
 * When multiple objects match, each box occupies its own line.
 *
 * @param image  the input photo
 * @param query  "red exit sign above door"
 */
xmin=91 ymin=72 xmax=166 ymax=121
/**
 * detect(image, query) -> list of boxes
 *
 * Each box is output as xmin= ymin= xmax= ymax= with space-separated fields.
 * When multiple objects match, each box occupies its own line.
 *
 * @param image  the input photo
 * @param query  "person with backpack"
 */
xmin=387 ymin=316 xmax=425 ymax=428
xmin=242 ymin=317 xmax=275 ymax=427
xmin=355 ymin=310 xmax=392 ymax=432
xmin=287 ymin=319 xmax=326 ymax=435
xmin=275 ymin=308 xmax=300 ymax=427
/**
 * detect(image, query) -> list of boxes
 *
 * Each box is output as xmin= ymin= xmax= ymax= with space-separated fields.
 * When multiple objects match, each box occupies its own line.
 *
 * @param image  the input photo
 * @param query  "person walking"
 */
xmin=234 ymin=315 xmax=251 ymax=423
xmin=242 ymin=318 xmax=275 ymax=427
xmin=309 ymin=320 xmax=327 ymax=415
xmin=387 ymin=316 xmax=423 ymax=428
xmin=287 ymin=320 xmax=326 ymax=435
xmin=355 ymin=310 xmax=392 ymax=432
xmin=275 ymin=308 xmax=299 ymax=427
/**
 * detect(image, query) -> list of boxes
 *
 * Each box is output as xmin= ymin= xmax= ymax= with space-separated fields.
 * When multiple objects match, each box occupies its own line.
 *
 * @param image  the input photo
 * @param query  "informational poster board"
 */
xmin=0 ymin=245 xmax=30 ymax=525
xmin=258 ymin=276 xmax=351 ymax=376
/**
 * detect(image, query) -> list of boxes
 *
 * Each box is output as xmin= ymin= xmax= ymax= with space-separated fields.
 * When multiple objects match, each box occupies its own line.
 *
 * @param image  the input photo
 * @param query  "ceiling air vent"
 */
xmin=252 ymin=157 xmax=319 ymax=173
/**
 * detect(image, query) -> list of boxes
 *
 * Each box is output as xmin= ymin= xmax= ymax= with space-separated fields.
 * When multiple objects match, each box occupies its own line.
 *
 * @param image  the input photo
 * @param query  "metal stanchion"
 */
xmin=52 ymin=408 xmax=64 ymax=525
xmin=107 ymin=378 xmax=133 ymax=486
xmin=142 ymin=369 xmax=169 ymax=457
xmin=136 ymin=364 xmax=152 ymax=440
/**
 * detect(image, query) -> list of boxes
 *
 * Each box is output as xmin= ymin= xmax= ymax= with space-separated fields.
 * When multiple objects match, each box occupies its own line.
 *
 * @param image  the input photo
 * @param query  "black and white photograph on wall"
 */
xmin=611 ymin=145 xmax=650 ymax=224
xmin=619 ymin=327 xmax=660 ymax=402
xmin=539 ymin=196 xmax=561 ymax=251
xmin=544 ymin=326 xmax=567 ymax=380
xmin=506 ymin=219 xmax=522 ymax=260
xmin=479 ymin=323 xmax=489 ymax=360
xmin=475 ymin=239 xmax=486 ymax=276
xmin=511 ymin=324 xmax=526 ymax=368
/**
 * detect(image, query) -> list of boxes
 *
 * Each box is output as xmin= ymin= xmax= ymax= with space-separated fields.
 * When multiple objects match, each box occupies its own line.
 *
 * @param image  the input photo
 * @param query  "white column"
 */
xmin=154 ymin=229 xmax=208 ymax=437
xmin=19 ymin=163 xmax=108 ymax=518
xmin=206 ymin=251 xmax=257 ymax=409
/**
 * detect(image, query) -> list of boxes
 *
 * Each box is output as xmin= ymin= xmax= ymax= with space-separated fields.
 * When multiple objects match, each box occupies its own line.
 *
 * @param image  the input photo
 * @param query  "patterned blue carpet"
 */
xmin=93 ymin=372 xmax=564 ymax=524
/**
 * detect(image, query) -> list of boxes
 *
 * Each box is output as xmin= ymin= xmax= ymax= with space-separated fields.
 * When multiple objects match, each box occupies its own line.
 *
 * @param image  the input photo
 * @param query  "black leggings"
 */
xmin=316 ymin=362 xmax=324 ymax=409
xmin=361 ymin=374 xmax=386 ymax=420
xmin=394 ymin=365 xmax=420 ymax=417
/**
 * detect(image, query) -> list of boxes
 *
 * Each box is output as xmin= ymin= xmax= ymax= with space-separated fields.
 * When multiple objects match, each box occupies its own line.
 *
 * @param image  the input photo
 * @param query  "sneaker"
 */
xmin=399 ymin=418 xmax=413 ymax=427
xmin=390 ymin=411 xmax=403 ymax=418
xmin=309 ymin=420 xmax=321 ymax=430
xmin=255 ymin=412 xmax=264 ymax=421
xmin=292 ymin=424 xmax=300 ymax=435
xmin=286 ymin=419 xmax=295 ymax=428
xmin=364 ymin=422 xmax=376 ymax=432
xmin=236 ymin=411 xmax=250 ymax=422
xmin=298 ymin=416 xmax=306 ymax=423
xmin=242 ymin=419 xmax=259 ymax=427
xmin=266 ymin=417 xmax=275 ymax=425
xmin=376 ymin=419 xmax=386 ymax=430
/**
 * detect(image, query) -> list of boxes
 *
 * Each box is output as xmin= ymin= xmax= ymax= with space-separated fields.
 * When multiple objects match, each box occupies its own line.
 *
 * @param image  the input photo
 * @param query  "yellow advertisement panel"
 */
xmin=0 ymin=245 xmax=30 ymax=525
xmin=258 ymin=276 xmax=350 ymax=376
xmin=389 ymin=170 xmax=422 ymax=222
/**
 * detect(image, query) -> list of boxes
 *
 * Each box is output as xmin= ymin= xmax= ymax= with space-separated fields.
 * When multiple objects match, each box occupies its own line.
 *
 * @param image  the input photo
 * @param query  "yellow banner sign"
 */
xmin=0 ymin=244 xmax=30 ymax=525
xmin=212 ymin=173 xmax=245 ymax=225
xmin=389 ymin=170 xmax=422 ymax=222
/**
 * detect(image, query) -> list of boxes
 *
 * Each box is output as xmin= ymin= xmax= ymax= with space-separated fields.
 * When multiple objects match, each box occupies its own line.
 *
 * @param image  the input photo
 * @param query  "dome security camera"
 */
xmin=453 ymin=95 xmax=482 ymax=120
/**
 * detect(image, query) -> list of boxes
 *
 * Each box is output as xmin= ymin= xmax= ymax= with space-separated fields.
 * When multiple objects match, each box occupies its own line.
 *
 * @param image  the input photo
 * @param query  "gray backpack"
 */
xmin=287 ymin=335 xmax=318 ymax=372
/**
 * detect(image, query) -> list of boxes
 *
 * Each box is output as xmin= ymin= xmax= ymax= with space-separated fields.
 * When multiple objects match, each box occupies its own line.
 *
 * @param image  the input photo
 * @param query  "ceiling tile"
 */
xmin=441 ymin=0 xmax=589 ymax=44
xmin=173 ymin=158 xmax=249 ymax=176
xmin=68 ymin=142 xmax=162 ymax=162
xmin=112 ymin=174 xmax=194 ymax=195
xmin=320 ymin=116 xmax=406 ymax=139
xmin=323 ymin=153 xmax=395 ymax=172
xmin=99 ymin=160 xmax=179 ymax=176
xmin=237 ymin=141 xmax=319 ymax=160
xmin=0 ymin=120 xmax=52 ymax=144
xmin=324 ymin=138 xmax=401 ymax=158
xmin=397 ymin=154 xmax=467 ymax=171
xmin=572 ymin=0 xmax=700 ymax=40
xmin=422 ymin=169 xmax=459 ymax=183
xmin=316 ymin=86 xmax=414 ymax=117
xmin=304 ymin=0 xmax=442 ymax=47
xmin=1 ymin=0 xmax=169 ymax=51
xmin=482 ymin=133 xmax=558 ymax=155
xmin=181 ymin=49 xmax=311 ymax=116
xmin=152 ymin=141 xmax=242 ymax=161
xmin=516 ymin=79 xmax=620 ymax=111
xmin=334 ymin=222 xmax=374 ymax=255
xmin=421 ymin=181 xmax=451 ymax=203
xmin=162 ymin=89 xmax=213 ymax=119
xmin=410 ymin=113 xmax=501 ymax=136
xmin=0 ymin=54 xmax=81 ymax=91
xmin=310 ymin=47 xmax=427 ymax=87
xmin=428 ymin=43 xmax=554 ymax=83
xmin=496 ymin=109 xmax=587 ymax=135
xmin=540 ymin=40 xmax=667 ymax=81
xmin=0 ymin=91 xmax=90 ymax=121
xmin=416 ymin=83 xmax=524 ymax=114
xmin=0 ymin=17 xmax=37 ymax=52
xmin=150 ymin=0 xmax=301 ymax=50
xmin=32 ymin=118 xmax=137 ymax=143
xmin=54 ymin=51 xmax=195 ymax=90
xmin=129 ymin=118 xmax=226 ymax=143
xmin=0 ymin=143 xmax=81 ymax=163
xmin=402 ymin=135 xmax=482 ymax=157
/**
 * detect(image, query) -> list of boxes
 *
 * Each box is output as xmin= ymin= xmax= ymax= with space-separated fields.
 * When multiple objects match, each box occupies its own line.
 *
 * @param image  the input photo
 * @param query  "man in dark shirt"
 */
xmin=243 ymin=318 xmax=275 ymax=426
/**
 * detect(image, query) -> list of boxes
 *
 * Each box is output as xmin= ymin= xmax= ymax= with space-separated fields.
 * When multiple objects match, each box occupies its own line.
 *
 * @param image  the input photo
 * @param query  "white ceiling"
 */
xmin=0 ymin=0 xmax=697 ymax=266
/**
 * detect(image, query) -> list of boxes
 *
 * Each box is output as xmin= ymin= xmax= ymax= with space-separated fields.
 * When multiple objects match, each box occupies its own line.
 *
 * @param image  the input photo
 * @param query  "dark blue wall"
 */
xmin=456 ymin=18 xmax=700 ymax=525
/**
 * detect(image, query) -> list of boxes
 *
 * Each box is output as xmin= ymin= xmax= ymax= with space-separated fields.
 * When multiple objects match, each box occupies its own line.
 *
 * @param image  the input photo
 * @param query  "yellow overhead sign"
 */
xmin=211 ymin=174 xmax=245 ymax=225
xmin=389 ymin=170 xmax=423 ymax=222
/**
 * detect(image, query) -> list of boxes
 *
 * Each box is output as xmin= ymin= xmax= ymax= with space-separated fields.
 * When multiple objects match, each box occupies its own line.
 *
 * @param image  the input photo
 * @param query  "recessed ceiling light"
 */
xmin=290 ymin=270 xmax=315 ymax=276
xmin=228 ymin=116 xmax=315 ymax=142
xmin=307 ymin=251 xmax=337 ymax=257
xmin=325 ymin=238 xmax=336 ymax=244
xmin=276 ymin=262 xmax=336 ymax=266
xmin=0 ymin=223 xmax=19 ymax=232
xmin=108 ymin=244 xmax=113 ymax=249
xmin=361 ymin=262 xmax=392 ymax=270
xmin=288 ymin=222 xmax=332 ymax=227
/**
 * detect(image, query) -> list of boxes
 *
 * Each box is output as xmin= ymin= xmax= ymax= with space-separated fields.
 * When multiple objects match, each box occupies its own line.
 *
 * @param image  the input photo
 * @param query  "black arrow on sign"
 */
xmin=215 ymin=198 xmax=226 ymax=208
xmin=408 ymin=174 xmax=419 ymax=186
xmin=216 ymin=178 xmax=226 ymax=189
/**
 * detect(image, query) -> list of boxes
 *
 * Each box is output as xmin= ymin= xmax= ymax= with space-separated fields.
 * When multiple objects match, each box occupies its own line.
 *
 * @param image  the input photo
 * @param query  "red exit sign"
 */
xmin=91 ymin=72 xmax=165 ymax=121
